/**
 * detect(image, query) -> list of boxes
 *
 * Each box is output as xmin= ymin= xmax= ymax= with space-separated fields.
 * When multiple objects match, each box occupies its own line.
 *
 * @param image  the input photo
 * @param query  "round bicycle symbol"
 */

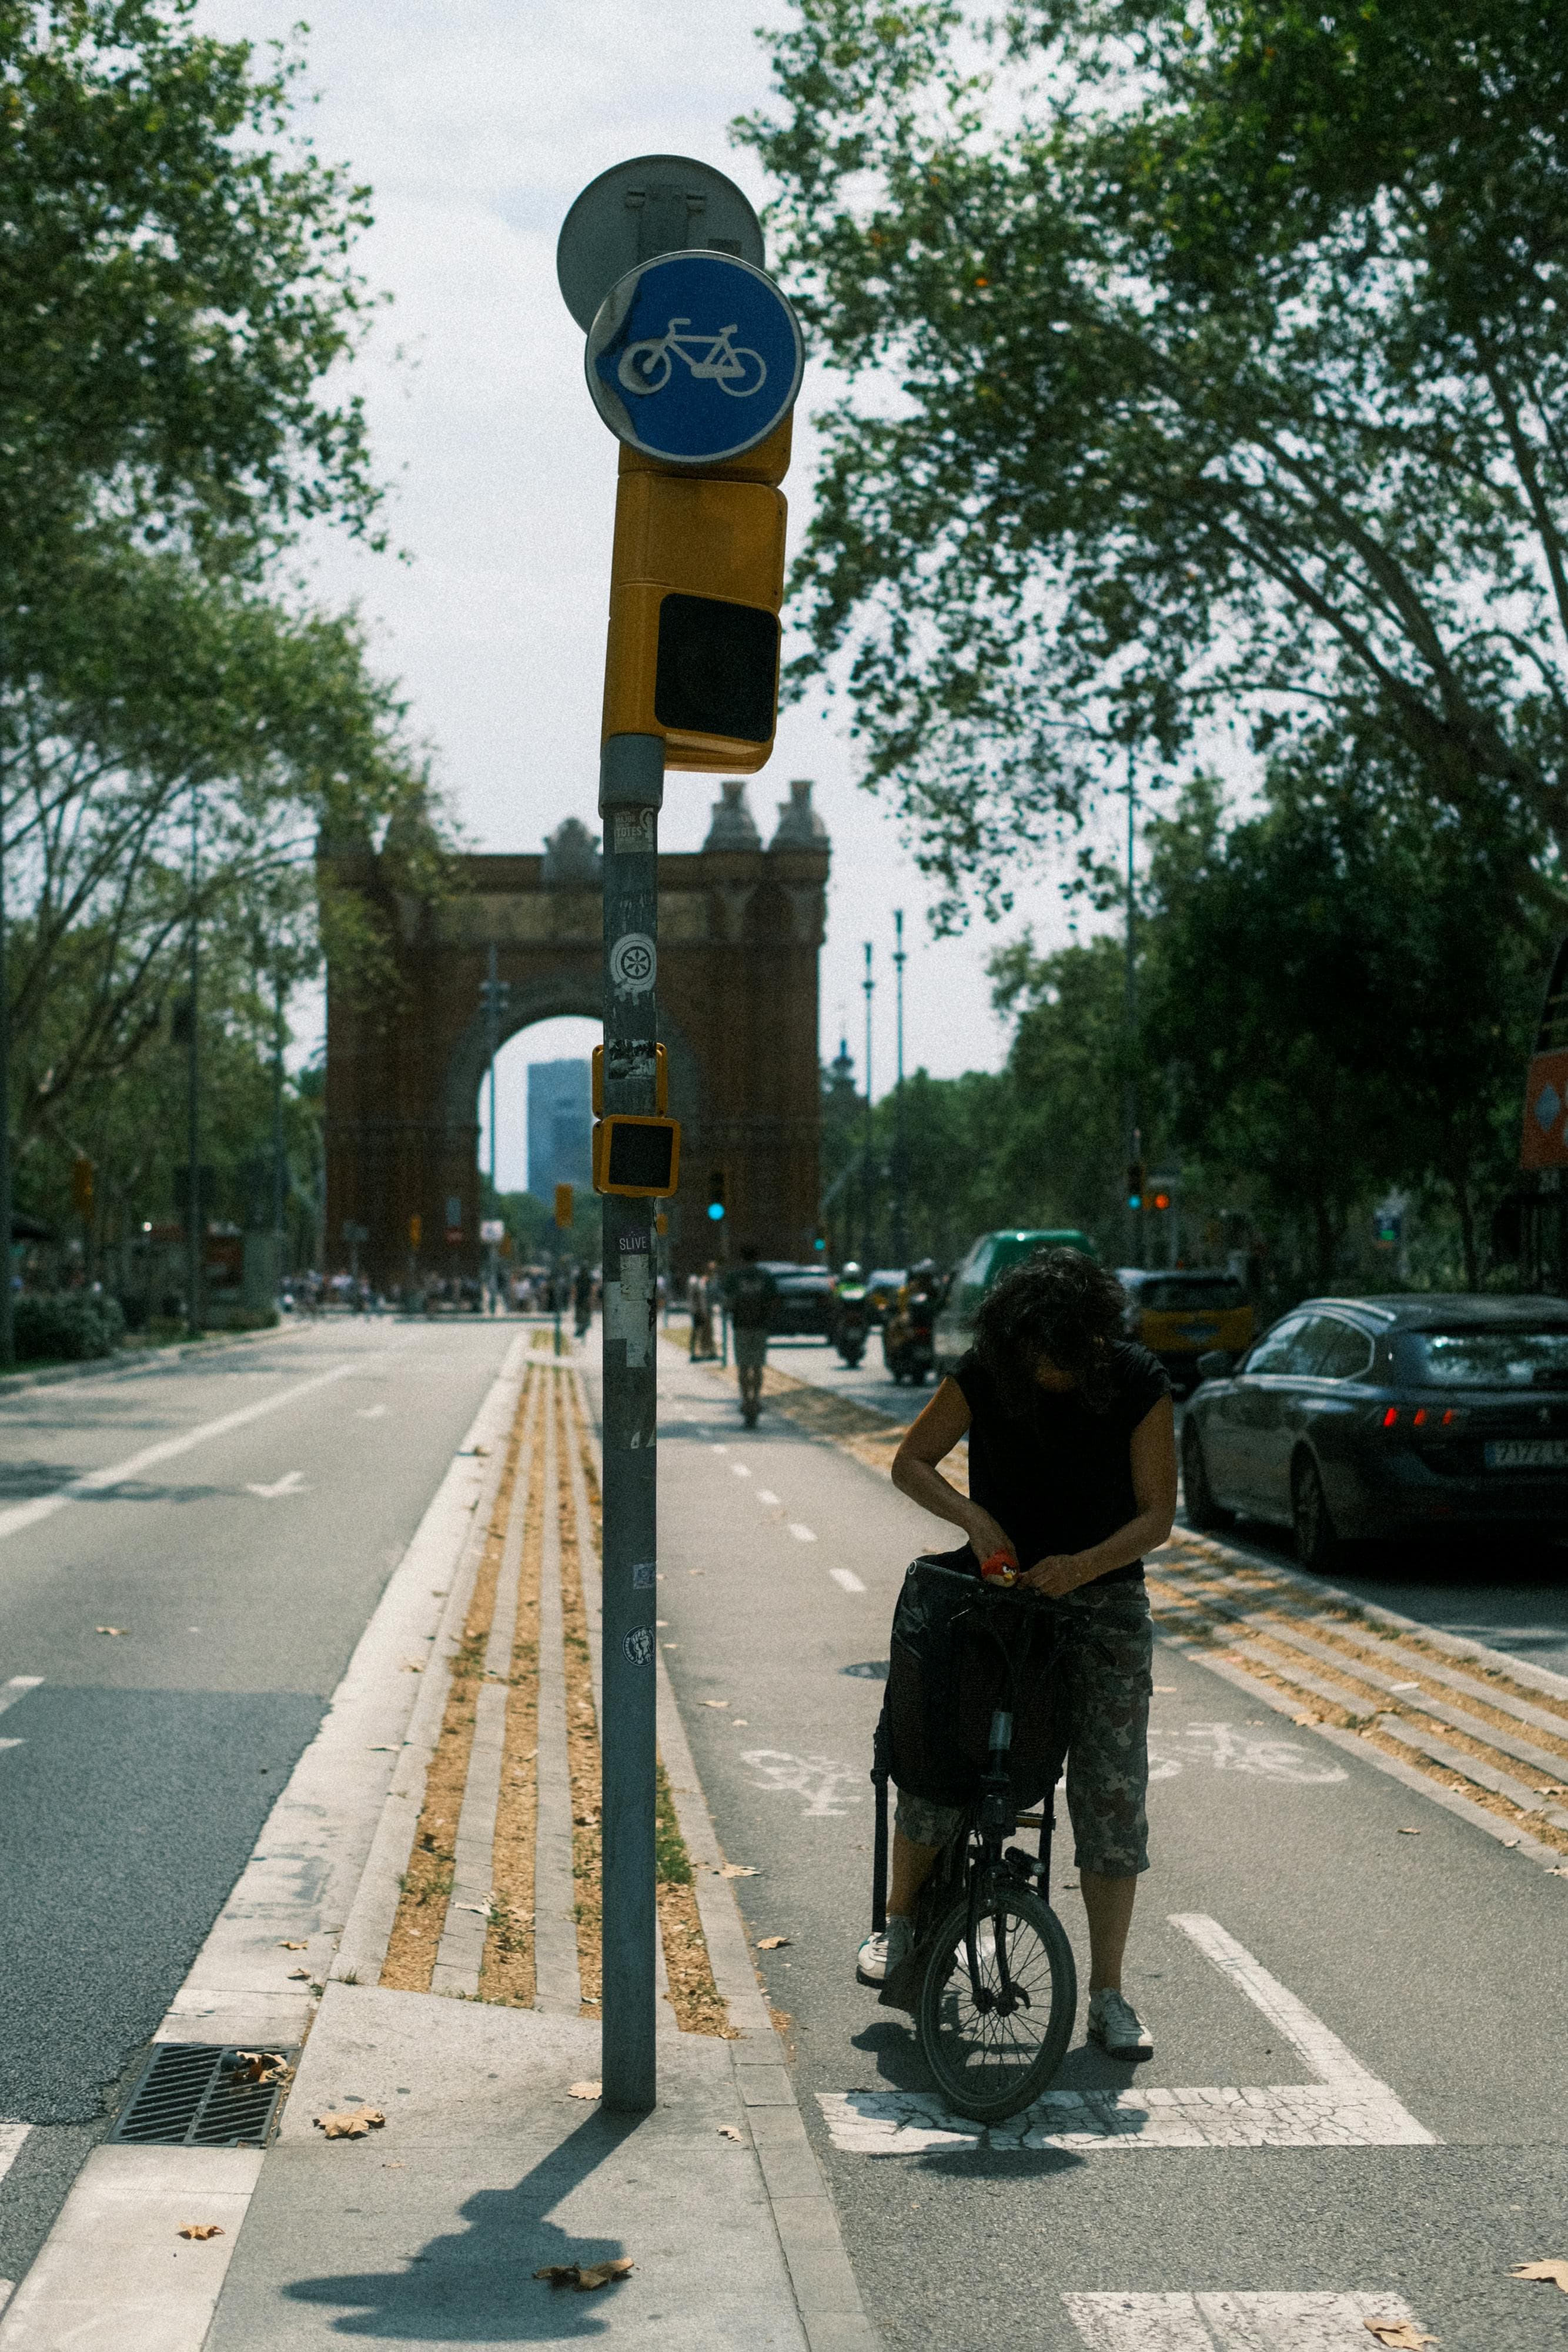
xmin=618 ymin=316 xmax=767 ymax=400
xmin=610 ymin=933 xmax=657 ymax=995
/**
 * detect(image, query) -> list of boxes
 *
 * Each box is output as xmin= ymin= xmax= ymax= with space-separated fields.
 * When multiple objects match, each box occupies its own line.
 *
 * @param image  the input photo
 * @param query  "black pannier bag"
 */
xmin=882 ymin=1545 xmax=1066 ymax=1813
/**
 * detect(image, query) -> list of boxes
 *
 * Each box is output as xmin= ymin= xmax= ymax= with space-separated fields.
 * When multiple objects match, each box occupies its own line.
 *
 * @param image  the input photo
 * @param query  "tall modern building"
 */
xmin=526 ymin=1060 xmax=593 ymax=1201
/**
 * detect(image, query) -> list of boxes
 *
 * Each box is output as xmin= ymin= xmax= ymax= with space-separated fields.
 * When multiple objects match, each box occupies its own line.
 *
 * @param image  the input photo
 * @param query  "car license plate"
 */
xmin=1485 ymin=1439 xmax=1568 ymax=1469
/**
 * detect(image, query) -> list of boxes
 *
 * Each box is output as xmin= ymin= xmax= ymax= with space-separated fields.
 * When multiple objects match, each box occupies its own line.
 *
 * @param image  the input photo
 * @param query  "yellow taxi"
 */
xmin=1118 ymin=1268 xmax=1255 ymax=1394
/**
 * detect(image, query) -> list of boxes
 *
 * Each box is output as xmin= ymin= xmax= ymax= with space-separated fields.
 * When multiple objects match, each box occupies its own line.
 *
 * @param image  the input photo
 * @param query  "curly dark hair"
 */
xmin=972 ymin=1248 xmax=1128 ymax=1411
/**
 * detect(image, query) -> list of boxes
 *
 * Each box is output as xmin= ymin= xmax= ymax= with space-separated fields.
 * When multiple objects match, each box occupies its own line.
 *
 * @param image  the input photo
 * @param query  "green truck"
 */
xmin=932 ymin=1227 xmax=1099 ymax=1379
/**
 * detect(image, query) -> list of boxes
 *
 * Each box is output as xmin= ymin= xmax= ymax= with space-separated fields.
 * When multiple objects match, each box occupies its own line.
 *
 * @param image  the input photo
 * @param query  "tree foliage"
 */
xmin=740 ymin=0 xmax=1568 ymax=918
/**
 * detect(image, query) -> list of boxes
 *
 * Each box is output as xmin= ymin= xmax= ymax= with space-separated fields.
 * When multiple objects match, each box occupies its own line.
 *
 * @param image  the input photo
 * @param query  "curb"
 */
xmin=0 ymin=1337 xmax=528 ymax=2352
xmin=587 ymin=1351 xmax=882 ymax=2352
xmin=0 ymin=1318 xmax=296 ymax=1401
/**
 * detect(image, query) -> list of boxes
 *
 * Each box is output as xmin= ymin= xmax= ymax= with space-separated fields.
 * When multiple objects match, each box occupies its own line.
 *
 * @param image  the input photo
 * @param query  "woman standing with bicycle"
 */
xmin=862 ymin=1248 xmax=1177 ymax=2063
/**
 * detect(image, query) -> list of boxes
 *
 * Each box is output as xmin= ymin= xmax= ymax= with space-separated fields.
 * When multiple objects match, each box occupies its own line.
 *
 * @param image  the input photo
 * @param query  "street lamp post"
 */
xmin=272 ymin=969 xmax=286 ymax=1296
xmin=185 ymin=790 xmax=202 ymax=1338
xmin=1124 ymin=754 xmax=1142 ymax=1270
xmin=891 ymin=910 xmax=908 ymax=1267
xmin=861 ymin=941 xmax=875 ymax=1265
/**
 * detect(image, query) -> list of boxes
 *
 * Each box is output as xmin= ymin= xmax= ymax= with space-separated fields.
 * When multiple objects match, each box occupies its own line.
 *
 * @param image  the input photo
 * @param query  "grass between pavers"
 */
xmin=1148 ymin=1535 xmax=1568 ymax=1858
xmin=380 ymin=1368 xmax=537 ymax=1991
xmin=558 ymin=1372 xmax=733 ymax=2036
xmin=378 ymin=1358 xmax=732 ymax=2029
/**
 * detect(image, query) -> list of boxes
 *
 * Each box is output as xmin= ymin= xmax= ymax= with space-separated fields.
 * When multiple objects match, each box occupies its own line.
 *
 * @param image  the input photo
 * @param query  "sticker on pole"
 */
xmin=610 ymin=933 xmax=657 ymax=995
xmin=624 ymin=1627 xmax=654 ymax=1668
xmin=586 ymin=252 xmax=804 ymax=467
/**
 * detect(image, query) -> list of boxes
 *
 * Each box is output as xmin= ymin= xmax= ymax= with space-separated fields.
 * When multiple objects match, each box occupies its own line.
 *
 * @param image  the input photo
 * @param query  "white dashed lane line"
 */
xmin=0 ymin=1675 xmax=42 ymax=1758
xmin=756 ymin=1489 xmax=781 ymax=1506
xmin=830 ymin=1568 xmax=867 ymax=1594
xmin=788 ymin=1524 xmax=817 ymax=1544
xmin=730 ymin=1462 xmax=751 ymax=1479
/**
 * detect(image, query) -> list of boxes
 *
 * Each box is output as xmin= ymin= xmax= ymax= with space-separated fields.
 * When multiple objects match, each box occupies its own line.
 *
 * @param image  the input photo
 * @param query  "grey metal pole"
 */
xmin=598 ymin=729 xmax=663 ymax=2114
xmin=486 ymin=940 xmax=500 ymax=1312
xmin=1124 ymin=755 xmax=1141 ymax=1269
xmin=861 ymin=941 xmax=875 ymax=1265
xmin=892 ymin=910 xmax=907 ymax=1267
xmin=186 ymin=791 xmax=202 ymax=1337
xmin=272 ymin=971 xmax=286 ymax=1286
xmin=0 ymin=804 xmax=11 ymax=1372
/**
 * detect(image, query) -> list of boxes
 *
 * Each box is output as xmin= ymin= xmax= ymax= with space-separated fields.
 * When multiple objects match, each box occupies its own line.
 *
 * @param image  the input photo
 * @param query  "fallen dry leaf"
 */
xmin=279 ymin=1940 xmax=307 ymax=1951
xmin=756 ymin=1936 xmax=791 ymax=1951
xmin=1397 ymin=1827 xmax=1423 ymax=1836
xmin=1511 ymin=2260 xmax=1568 ymax=2292
xmin=535 ymin=2259 xmax=634 ymax=2291
xmin=313 ymin=2106 xmax=385 ymax=2139
xmin=1363 ymin=2323 xmax=1436 ymax=2348
xmin=178 ymin=2223 xmax=225 ymax=2241
xmin=701 ymin=1699 xmax=729 ymax=1709
xmin=1293 ymin=1713 xmax=1319 ymax=1726
xmin=731 ymin=1718 xmax=748 ymax=1726
xmin=95 ymin=1626 xmax=128 ymax=1637
xmin=233 ymin=2052 xmax=290 ymax=2087
xmin=566 ymin=2080 xmax=601 ymax=2101
xmin=718 ymin=1863 xmax=760 ymax=1879
xmin=287 ymin=1968 xmax=310 ymax=1980
xmin=717 ymin=2125 xmax=742 ymax=2141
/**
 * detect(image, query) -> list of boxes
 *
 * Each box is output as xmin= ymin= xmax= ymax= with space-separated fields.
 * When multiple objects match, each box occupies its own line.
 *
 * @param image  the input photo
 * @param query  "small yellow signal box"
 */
xmin=592 ymin=1115 xmax=681 ymax=1199
xmin=591 ymin=1041 xmax=668 ymax=1117
xmin=554 ymin=1183 xmax=574 ymax=1230
xmin=72 ymin=1155 xmax=93 ymax=1216
xmin=601 ymin=417 xmax=791 ymax=773
xmin=409 ymin=1212 xmax=422 ymax=1249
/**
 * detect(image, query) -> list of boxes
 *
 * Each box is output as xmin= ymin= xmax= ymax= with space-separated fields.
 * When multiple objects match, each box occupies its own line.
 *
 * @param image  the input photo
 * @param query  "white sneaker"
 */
xmin=855 ymin=1915 xmax=914 ymax=1986
xmin=1087 ymin=1988 xmax=1154 ymax=2059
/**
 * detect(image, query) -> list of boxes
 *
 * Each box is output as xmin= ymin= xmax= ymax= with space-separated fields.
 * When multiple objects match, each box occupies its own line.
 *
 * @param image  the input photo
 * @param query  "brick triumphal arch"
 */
xmin=322 ymin=778 xmax=830 ymax=1287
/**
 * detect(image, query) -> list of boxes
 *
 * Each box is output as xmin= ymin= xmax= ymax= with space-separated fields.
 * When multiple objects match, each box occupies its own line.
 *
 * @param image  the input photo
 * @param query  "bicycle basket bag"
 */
xmin=884 ymin=1546 xmax=1064 ymax=1813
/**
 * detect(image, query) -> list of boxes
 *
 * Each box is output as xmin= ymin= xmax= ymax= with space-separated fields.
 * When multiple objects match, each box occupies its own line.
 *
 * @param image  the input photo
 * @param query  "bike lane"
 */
xmin=651 ymin=1344 xmax=1568 ymax=2352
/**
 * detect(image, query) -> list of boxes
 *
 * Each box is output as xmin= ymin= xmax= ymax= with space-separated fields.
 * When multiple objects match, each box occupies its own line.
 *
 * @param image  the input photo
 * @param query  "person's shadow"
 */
xmin=282 ymin=2109 xmax=641 ymax=2341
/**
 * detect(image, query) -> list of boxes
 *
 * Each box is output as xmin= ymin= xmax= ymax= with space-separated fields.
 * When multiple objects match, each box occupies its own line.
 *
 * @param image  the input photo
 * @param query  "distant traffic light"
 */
xmin=601 ymin=422 xmax=791 ymax=773
xmin=554 ymin=1183 xmax=574 ymax=1230
xmin=1151 ymin=1190 xmax=1171 ymax=1213
xmin=408 ymin=1213 xmax=422 ymax=1250
xmin=72 ymin=1155 xmax=93 ymax=1217
xmin=707 ymin=1170 xmax=727 ymax=1224
xmin=1126 ymin=1161 xmax=1145 ymax=1211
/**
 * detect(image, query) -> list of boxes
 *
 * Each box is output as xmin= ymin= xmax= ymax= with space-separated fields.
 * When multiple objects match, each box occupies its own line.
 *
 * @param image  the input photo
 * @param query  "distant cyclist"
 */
xmin=864 ymin=1248 xmax=1177 ymax=2062
xmin=726 ymin=1245 xmax=777 ymax=1427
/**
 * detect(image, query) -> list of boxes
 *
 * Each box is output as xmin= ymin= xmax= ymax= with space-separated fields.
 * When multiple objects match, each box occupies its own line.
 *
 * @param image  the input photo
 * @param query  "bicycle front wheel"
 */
xmin=918 ymin=1884 xmax=1076 ymax=2122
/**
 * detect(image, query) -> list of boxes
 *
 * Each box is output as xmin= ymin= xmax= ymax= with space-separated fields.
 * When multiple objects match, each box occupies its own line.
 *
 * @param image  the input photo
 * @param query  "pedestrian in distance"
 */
xmin=862 ymin=1247 xmax=1178 ymax=2061
xmin=726 ymin=1244 xmax=777 ymax=1426
xmin=686 ymin=1264 xmax=709 ymax=1359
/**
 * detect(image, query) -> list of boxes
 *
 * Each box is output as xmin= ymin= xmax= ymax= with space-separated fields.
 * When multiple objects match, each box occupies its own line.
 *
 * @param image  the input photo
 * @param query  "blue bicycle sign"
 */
xmin=586 ymin=250 xmax=803 ymax=466
xmin=618 ymin=318 xmax=767 ymax=400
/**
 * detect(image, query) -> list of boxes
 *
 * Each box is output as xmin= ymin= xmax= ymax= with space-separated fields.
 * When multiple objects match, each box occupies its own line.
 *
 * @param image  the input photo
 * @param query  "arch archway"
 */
xmin=322 ymin=781 xmax=830 ymax=1286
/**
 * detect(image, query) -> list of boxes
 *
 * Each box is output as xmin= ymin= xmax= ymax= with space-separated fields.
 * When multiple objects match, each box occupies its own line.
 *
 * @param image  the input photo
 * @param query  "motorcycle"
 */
xmin=833 ymin=1281 xmax=870 ymax=1367
xmin=882 ymin=1287 xmax=936 ymax=1385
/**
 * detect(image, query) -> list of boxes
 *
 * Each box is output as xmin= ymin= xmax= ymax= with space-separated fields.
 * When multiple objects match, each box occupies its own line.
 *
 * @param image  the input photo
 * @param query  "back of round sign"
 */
xmin=556 ymin=154 xmax=765 ymax=332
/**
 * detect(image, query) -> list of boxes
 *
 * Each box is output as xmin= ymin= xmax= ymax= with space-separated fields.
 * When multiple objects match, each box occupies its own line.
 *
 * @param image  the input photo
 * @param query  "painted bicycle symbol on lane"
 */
xmin=618 ymin=317 xmax=768 ymax=399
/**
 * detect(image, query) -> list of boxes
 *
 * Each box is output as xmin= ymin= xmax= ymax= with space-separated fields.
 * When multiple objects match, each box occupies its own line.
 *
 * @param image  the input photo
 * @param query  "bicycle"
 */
xmin=617 ymin=318 xmax=767 ymax=399
xmin=867 ymin=1561 xmax=1078 ymax=2123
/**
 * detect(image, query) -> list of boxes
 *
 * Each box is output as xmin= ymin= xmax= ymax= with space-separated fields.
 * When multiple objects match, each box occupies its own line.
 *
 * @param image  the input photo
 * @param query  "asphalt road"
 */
xmin=652 ymin=1341 xmax=1568 ymax=2352
xmin=0 ymin=1317 xmax=516 ymax=2289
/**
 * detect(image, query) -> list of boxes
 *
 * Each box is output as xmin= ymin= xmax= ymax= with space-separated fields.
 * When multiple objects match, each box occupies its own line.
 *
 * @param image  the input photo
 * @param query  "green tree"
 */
xmin=0 ymin=0 xmax=383 ymax=597
xmin=740 ymin=0 xmax=1568 ymax=918
xmin=1139 ymin=757 xmax=1552 ymax=1289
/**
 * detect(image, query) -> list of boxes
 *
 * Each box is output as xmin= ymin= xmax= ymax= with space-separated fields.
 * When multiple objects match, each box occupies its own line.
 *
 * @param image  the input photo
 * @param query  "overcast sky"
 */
xmin=200 ymin=0 xmax=1109 ymax=1190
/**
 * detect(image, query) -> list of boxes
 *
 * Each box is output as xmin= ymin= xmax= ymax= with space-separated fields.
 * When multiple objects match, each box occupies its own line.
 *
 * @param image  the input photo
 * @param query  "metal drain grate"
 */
xmin=109 ymin=2043 xmax=297 ymax=2149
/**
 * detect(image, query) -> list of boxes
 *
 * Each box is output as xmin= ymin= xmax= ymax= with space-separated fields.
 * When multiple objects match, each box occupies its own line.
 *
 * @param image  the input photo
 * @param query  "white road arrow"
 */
xmin=245 ymin=1471 xmax=307 ymax=1499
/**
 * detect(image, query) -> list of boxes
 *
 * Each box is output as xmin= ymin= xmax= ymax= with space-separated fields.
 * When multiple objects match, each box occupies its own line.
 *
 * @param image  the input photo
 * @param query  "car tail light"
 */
xmin=1382 ymin=1406 xmax=1400 ymax=1428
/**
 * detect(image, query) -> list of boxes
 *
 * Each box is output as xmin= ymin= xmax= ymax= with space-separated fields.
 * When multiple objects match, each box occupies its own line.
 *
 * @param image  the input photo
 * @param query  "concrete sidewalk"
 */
xmin=205 ymin=1986 xmax=814 ymax=2350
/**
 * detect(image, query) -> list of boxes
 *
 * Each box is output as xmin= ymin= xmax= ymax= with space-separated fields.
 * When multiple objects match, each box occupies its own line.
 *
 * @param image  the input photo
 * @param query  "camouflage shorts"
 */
xmin=893 ymin=1578 xmax=1154 ymax=1876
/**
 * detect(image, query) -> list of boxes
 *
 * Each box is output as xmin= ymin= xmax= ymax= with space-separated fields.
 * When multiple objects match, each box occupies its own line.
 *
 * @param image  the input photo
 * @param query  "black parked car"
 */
xmin=1182 ymin=1293 xmax=1568 ymax=1569
xmin=764 ymin=1264 xmax=836 ymax=1339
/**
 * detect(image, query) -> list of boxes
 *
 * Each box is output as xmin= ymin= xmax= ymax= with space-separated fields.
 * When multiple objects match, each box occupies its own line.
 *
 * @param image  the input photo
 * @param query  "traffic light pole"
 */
xmin=599 ymin=729 xmax=663 ymax=2114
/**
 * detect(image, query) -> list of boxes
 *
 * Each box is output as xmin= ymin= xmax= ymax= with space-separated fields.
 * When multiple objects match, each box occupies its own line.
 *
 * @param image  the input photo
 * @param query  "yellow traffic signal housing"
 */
xmin=72 ymin=1155 xmax=93 ymax=1216
xmin=554 ymin=1182 xmax=575 ymax=1229
xmin=591 ymin=1041 xmax=668 ymax=1117
xmin=601 ymin=417 xmax=791 ymax=773
xmin=592 ymin=1115 xmax=681 ymax=1198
